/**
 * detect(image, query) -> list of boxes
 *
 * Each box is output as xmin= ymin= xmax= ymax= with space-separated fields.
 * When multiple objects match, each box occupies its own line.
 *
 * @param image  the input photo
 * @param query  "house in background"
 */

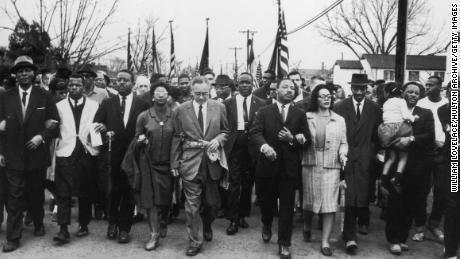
xmin=332 ymin=54 xmax=446 ymax=95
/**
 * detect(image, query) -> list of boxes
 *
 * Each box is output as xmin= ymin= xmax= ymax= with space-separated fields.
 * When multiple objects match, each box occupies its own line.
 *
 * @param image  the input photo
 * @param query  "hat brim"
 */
xmin=348 ymin=82 xmax=369 ymax=86
xmin=77 ymin=70 xmax=97 ymax=78
xmin=10 ymin=63 xmax=38 ymax=74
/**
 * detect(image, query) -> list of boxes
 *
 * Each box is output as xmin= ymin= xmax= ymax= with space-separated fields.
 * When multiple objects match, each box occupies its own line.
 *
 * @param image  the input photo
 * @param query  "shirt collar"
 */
xmin=193 ymin=100 xmax=207 ymax=109
xmin=236 ymin=94 xmax=252 ymax=101
xmin=352 ymin=97 xmax=365 ymax=106
xmin=69 ymin=96 xmax=84 ymax=105
xmin=18 ymin=86 xmax=33 ymax=95
xmin=119 ymin=92 xmax=133 ymax=100
xmin=276 ymin=100 xmax=290 ymax=110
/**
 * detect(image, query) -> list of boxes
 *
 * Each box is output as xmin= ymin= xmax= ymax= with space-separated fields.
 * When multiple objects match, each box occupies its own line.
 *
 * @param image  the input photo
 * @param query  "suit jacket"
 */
xmin=170 ymin=99 xmax=229 ymax=181
xmin=223 ymin=95 xmax=266 ymax=156
xmin=294 ymin=97 xmax=310 ymax=113
xmin=0 ymin=86 xmax=59 ymax=171
xmin=252 ymin=87 xmax=269 ymax=100
xmin=93 ymin=95 xmax=149 ymax=166
xmin=302 ymin=111 xmax=348 ymax=169
xmin=406 ymin=106 xmax=435 ymax=165
xmin=249 ymin=103 xmax=310 ymax=179
xmin=333 ymin=97 xmax=381 ymax=207
xmin=55 ymin=97 xmax=100 ymax=157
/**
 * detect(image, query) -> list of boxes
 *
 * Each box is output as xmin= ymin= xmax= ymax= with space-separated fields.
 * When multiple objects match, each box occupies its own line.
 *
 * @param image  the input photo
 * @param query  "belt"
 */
xmin=183 ymin=140 xmax=207 ymax=150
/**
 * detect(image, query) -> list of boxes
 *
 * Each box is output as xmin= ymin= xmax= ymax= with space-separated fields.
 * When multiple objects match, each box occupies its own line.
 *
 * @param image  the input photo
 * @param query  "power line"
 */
xmin=257 ymin=0 xmax=345 ymax=58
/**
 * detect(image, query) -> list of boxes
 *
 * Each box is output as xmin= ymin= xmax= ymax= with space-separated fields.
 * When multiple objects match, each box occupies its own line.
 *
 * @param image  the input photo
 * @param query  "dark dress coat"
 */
xmin=0 ymin=86 xmax=59 ymax=171
xmin=334 ymin=97 xmax=382 ymax=207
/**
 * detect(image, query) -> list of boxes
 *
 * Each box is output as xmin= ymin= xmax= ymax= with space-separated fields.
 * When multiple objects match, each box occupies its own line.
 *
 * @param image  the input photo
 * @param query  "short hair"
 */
xmin=150 ymin=73 xmax=165 ymax=84
xmin=428 ymin=75 xmax=443 ymax=85
xmin=311 ymin=75 xmax=325 ymax=81
xmin=150 ymin=81 xmax=170 ymax=96
xmin=308 ymin=84 xmax=335 ymax=112
xmin=402 ymin=81 xmax=425 ymax=97
xmin=178 ymin=73 xmax=190 ymax=80
xmin=288 ymin=70 xmax=301 ymax=78
xmin=238 ymin=72 xmax=253 ymax=81
xmin=276 ymin=78 xmax=294 ymax=89
xmin=69 ymin=73 xmax=84 ymax=81
xmin=202 ymin=68 xmax=214 ymax=77
xmin=191 ymin=76 xmax=210 ymax=87
xmin=118 ymin=69 xmax=135 ymax=83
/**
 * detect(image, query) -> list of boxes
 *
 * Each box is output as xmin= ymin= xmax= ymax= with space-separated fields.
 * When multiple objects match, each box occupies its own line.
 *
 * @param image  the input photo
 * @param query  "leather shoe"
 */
xmin=226 ymin=222 xmax=238 ymax=235
xmin=303 ymin=230 xmax=311 ymax=242
xmin=159 ymin=221 xmax=168 ymax=238
xmin=107 ymin=224 xmax=118 ymax=240
xmin=75 ymin=226 xmax=89 ymax=237
xmin=53 ymin=230 xmax=70 ymax=244
xmin=185 ymin=245 xmax=201 ymax=256
xmin=358 ymin=225 xmax=368 ymax=235
xmin=118 ymin=231 xmax=130 ymax=244
xmin=2 ymin=241 xmax=19 ymax=253
xmin=34 ymin=225 xmax=46 ymax=236
xmin=320 ymin=245 xmax=333 ymax=256
xmin=145 ymin=233 xmax=159 ymax=251
xmin=203 ymin=226 xmax=213 ymax=241
xmin=238 ymin=218 xmax=249 ymax=229
xmin=278 ymin=245 xmax=291 ymax=259
xmin=346 ymin=240 xmax=358 ymax=254
xmin=262 ymin=225 xmax=272 ymax=243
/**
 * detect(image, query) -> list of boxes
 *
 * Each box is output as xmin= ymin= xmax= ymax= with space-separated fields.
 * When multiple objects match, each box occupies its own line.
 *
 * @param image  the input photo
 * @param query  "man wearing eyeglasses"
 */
xmin=253 ymin=70 xmax=276 ymax=101
xmin=77 ymin=64 xmax=109 ymax=105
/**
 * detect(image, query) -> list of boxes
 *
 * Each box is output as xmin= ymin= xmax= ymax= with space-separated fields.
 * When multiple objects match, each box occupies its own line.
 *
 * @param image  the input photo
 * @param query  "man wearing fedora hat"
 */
xmin=334 ymin=73 xmax=381 ymax=255
xmin=214 ymin=74 xmax=234 ymax=102
xmin=0 ymin=55 xmax=59 ymax=252
xmin=78 ymin=64 xmax=109 ymax=105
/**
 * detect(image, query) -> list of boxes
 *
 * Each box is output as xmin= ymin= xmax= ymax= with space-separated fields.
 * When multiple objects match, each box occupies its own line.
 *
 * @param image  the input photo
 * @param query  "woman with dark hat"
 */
xmin=132 ymin=82 xmax=174 ymax=250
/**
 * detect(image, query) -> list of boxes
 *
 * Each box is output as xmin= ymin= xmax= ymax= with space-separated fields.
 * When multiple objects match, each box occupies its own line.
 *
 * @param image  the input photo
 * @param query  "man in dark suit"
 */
xmin=384 ymin=82 xmax=435 ymax=255
xmin=250 ymin=79 xmax=310 ymax=259
xmin=223 ymin=73 xmax=265 ymax=235
xmin=0 ymin=56 xmax=59 ymax=252
xmin=170 ymin=76 xmax=229 ymax=256
xmin=334 ymin=74 xmax=382 ymax=254
xmin=253 ymin=70 xmax=276 ymax=101
xmin=94 ymin=69 xmax=149 ymax=244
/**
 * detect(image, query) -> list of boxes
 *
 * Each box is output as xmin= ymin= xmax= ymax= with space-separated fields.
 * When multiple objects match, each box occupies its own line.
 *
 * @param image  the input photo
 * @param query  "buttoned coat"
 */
xmin=333 ymin=97 xmax=381 ymax=207
xmin=301 ymin=111 xmax=348 ymax=169
xmin=170 ymin=99 xmax=229 ymax=181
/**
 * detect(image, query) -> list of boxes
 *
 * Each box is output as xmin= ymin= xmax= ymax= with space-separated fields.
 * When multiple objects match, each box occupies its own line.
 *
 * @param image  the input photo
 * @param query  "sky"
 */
xmin=0 ymin=0 xmax=451 ymax=73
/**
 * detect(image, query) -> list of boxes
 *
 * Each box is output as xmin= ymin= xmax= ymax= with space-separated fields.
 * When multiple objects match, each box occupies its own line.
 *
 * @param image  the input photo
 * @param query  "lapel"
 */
xmin=344 ymin=98 xmax=358 ymax=125
xmin=79 ymin=98 xmax=92 ymax=134
xmin=271 ymin=103 xmax=283 ymax=124
xmin=284 ymin=104 xmax=296 ymax=125
xmin=356 ymin=99 xmax=371 ymax=132
xmin=24 ymin=87 xmax=38 ymax=124
xmin=249 ymin=97 xmax=258 ymax=122
xmin=126 ymin=96 xmax=137 ymax=127
xmin=9 ymin=88 xmax=23 ymax=124
xmin=186 ymin=101 xmax=203 ymax=138
xmin=306 ymin=112 xmax=317 ymax=145
xmin=230 ymin=98 xmax=238 ymax=125
xmin=113 ymin=95 xmax=124 ymax=123
xmin=204 ymin=101 xmax=215 ymax=135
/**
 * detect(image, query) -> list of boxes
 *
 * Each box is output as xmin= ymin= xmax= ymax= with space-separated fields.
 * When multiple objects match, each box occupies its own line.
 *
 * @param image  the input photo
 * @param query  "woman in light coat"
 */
xmin=301 ymin=84 xmax=348 ymax=256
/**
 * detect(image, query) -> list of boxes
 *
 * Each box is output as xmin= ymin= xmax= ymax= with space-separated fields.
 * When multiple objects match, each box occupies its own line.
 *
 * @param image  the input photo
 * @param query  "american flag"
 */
xmin=127 ymin=29 xmax=135 ymax=72
xmin=169 ymin=21 xmax=176 ymax=78
xmin=151 ymin=25 xmax=161 ymax=74
xmin=268 ymin=2 xmax=289 ymax=79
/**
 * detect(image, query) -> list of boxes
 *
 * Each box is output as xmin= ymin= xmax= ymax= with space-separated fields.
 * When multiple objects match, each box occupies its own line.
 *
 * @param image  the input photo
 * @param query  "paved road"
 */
xmin=0 ymin=203 xmax=452 ymax=259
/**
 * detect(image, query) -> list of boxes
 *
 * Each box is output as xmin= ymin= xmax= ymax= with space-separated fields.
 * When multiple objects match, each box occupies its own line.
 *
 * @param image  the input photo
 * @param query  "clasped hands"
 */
xmin=262 ymin=128 xmax=306 ymax=161
xmin=170 ymin=138 xmax=220 ymax=177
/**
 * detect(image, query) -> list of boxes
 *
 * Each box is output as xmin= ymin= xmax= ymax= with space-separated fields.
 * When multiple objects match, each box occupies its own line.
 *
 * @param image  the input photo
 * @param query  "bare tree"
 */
xmin=107 ymin=56 xmax=125 ymax=73
xmin=317 ymin=0 xmax=449 ymax=58
xmin=1 ymin=0 xmax=122 ymax=69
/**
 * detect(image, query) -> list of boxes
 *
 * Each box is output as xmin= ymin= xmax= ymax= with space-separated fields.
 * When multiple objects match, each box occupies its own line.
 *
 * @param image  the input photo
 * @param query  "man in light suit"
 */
xmin=171 ymin=76 xmax=229 ymax=256
xmin=0 ymin=56 xmax=59 ymax=252
xmin=53 ymin=74 xmax=100 ymax=244
xmin=223 ymin=73 xmax=265 ymax=235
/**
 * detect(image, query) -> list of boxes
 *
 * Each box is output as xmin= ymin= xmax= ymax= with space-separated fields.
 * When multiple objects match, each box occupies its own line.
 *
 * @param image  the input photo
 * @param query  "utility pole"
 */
xmin=395 ymin=0 xmax=408 ymax=84
xmin=229 ymin=47 xmax=242 ymax=80
xmin=239 ymin=29 xmax=257 ymax=72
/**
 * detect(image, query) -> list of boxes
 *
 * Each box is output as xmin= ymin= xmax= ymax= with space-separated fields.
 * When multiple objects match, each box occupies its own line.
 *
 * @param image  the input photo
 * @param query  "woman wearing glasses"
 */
xmin=301 ymin=84 xmax=348 ymax=256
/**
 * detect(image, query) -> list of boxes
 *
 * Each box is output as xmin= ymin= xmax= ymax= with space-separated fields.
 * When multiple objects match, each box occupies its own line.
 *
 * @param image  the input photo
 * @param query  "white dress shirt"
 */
xmin=69 ymin=96 xmax=84 ymax=107
xmin=119 ymin=93 xmax=133 ymax=127
xmin=236 ymin=94 xmax=252 ymax=130
xmin=417 ymin=96 xmax=448 ymax=148
xmin=193 ymin=100 xmax=208 ymax=133
xmin=352 ymin=97 xmax=365 ymax=116
xmin=276 ymin=101 xmax=291 ymax=122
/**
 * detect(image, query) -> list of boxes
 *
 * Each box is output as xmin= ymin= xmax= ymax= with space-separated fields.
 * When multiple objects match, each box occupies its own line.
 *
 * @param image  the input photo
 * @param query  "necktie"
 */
xmin=22 ymin=91 xmax=27 ymax=107
xmin=120 ymin=96 xmax=126 ymax=118
xmin=243 ymin=97 xmax=248 ymax=122
xmin=198 ymin=105 xmax=204 ymax=132
xmin=356 ymin=102 xmax=361 ymax=121
xmin=281 ymin=105 xmax=286 ymax=123
xmin=74 ymin=99 xmax=78 ymax=108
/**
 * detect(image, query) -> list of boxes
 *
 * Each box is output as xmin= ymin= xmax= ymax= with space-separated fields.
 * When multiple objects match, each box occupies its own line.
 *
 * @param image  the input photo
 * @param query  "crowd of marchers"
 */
xmin=0 ymin=55 xmax=458 ymax=259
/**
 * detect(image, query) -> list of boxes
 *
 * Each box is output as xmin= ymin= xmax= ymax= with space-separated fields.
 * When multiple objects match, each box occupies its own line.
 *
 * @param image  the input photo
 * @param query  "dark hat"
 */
xmin=202 ymin=68 xmax=214 ymax=76
xmin=40 ymin=67 xmax=51 ymax=74
xmin=348 ymin=74 xmax=370 ymax=86
xmin=49 ymin=77 xmax=67 ymax=92
xmin=77 ymin=64 xmax=97 ymax=77
xmin=55 ymin=67 xmax=72 ymax=80
xmin=10 ymin=56 xmax=38 ymax=74
xmin=215 ymin=74 xmax=232 ymax=85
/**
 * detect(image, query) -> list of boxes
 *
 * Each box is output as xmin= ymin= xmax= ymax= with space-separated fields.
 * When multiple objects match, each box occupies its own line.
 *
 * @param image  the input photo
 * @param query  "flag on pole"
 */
xmin=256 ymin=61 xmax=262 ymax=84
xmin=268 ymin=2 xmax=289 ymax=79
xmin=168 ymin=21 xmax=176 ymax=78
xmin=127 ymin=29 xmax=135 ymax=72
xmin=199 ymin=19 xmax=210 ymax=75
xmin=247 ymin=37 xmax=255 ymax=73
xmin=151 ymin=25 xmax=161 ymax=74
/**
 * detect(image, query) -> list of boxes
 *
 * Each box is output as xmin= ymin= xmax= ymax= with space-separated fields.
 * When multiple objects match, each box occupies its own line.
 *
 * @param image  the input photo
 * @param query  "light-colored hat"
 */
xmin=10 ymin=56 xmax=38 ymax=74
